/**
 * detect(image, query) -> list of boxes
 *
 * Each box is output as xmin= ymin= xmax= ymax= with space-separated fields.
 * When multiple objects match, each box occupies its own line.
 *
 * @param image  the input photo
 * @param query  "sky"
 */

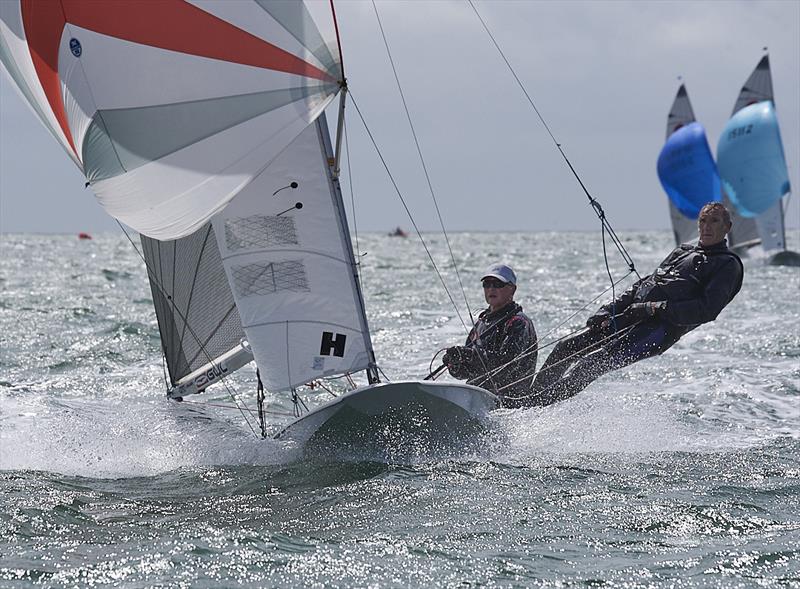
xmin=1 ymin=0 xmax=798 ymax=235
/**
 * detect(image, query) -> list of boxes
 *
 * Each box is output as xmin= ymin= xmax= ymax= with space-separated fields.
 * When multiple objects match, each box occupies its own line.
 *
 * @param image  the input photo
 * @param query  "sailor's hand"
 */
xmin=586 ymin=310 xmax=610 ymax=329
xmin=443 ymin=346 xmax=464 ymax=368
xmin=623 ymin=302 xmax=665 ymax=321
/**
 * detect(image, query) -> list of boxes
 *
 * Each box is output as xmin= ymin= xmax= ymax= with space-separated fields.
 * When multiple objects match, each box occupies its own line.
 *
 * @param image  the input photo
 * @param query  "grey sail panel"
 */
xmin=724 ymin=194 xmax=761 ymax=251
xmin=668 ymin=202 xmax=699 ymax=245
xmin=666 ymin=84 xmax=696 ymax=136
xmin=732 ymin=55 xmax=774 ymax=115
xmin=141 ymin=224 xmax=246 ymax=385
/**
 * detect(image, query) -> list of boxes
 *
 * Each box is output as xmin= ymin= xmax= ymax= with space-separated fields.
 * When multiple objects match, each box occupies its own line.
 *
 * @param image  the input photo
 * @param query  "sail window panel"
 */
xmin=224 ymin=215 xmax=299 ymax=250
xmin=231 ymin=260 xmax=310 ymax=297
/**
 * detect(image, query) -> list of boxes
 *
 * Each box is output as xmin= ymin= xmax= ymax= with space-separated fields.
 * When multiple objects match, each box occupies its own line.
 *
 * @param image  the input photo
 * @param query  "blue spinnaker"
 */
xmin=657 ymin=122 xmax=721 ymax=219
xmin=717 ymin=101 xmax=791 ymax=218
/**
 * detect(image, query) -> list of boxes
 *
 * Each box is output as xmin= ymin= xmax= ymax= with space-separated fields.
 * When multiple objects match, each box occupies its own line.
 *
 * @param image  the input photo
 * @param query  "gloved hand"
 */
xmin=586 ymin=310 xmax=611 ymax=328
xmin=443 ymin=346 xmax=465 ymax=368
xmin=622 ymin=301 xmax=666 ymax=322
xmin=443 ymin=346 xmax=477 ymax=376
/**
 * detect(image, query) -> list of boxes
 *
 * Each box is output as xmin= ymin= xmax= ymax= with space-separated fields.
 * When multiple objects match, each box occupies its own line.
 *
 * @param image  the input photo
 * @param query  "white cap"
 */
xmin=481 ymin=263 xmax=516 ymax=285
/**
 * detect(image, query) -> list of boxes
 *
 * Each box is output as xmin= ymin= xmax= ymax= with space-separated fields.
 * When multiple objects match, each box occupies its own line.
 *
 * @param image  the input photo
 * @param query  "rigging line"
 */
xmin=348 ymin=91 xmax=470 ymax=333
xmin=371 ymin=0 xmax=474 ymax=327
xmin=377 ymin=365 xmax=393 ymax=382
xmin=343 ymin=119 xmax=364 ymax=286
xmin=467 ymin=0 xmax=640 ymax=279
xmin=469 ymin=319 xmax=617 ymax=390
xmin=116 ymin=221 xmax=259 ymax=438
xmin=496 ymin=324 xmax=639 ymax=397
xmin=181 ymin=399 xmax=295 ymax=418
xmin=600 ymin=223 xmax=618 ymax=331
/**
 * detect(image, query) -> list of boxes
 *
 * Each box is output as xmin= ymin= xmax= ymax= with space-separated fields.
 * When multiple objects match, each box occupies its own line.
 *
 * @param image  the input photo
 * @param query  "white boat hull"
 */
xmin=276 ymin=381 xmax=499 ymax=459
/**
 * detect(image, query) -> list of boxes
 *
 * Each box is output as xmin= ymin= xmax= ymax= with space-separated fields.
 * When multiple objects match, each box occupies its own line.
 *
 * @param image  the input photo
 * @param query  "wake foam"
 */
xmin=0 ymin=392 xmax=300 ymax=478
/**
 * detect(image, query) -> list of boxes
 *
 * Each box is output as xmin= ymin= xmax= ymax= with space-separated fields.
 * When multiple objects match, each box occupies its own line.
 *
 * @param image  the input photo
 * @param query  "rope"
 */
xmin=348 ymin=91 xmax=470 ymax=333
xmin=467 ymin=0 xmax=639 ymax=282
xmin=117 ymin=222 xmax=260 ymax=438
xmin=179 ymin=399 xmax=295 ymax=418
xmin=256 ymin=369 xmax=267 ymax=439
xmin=496 ymin=324 xmax=639 ymax=402
xmin=343 ymin=120 xmax=364 ymax=286
xmin=371 ymin=0 xmax=475 ymax=327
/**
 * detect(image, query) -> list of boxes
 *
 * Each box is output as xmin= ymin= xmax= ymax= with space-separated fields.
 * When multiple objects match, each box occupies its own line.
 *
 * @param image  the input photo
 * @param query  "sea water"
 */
xmin=1 ymin=230 xmax=798 ymax=588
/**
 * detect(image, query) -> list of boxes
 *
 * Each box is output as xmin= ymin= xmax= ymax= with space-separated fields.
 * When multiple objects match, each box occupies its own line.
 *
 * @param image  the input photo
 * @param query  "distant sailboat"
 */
xmin=658 ymin=84 xmax=718 ymax=245
xmin=717 ymin=54 xmax=800 ymax=266
xmin=657 ymin=84 xmax=759 ymax=249
xmin=388 ymin=226 xmax=408 ymax=238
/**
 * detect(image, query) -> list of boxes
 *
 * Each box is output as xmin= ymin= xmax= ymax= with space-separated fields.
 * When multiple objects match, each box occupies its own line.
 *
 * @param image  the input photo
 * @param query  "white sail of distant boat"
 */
xmin=716 ymin=54 xmax=799 ymax=265
xmin=0 ymin=0 xmax=497 ymax=453
xmin=657 ymin=84 xmax=760 ymax=249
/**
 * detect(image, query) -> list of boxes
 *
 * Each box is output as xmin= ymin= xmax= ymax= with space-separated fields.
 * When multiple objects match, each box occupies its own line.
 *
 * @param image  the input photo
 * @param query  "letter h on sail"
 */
xmin=320 ymin=332 xmax=346 ymax=357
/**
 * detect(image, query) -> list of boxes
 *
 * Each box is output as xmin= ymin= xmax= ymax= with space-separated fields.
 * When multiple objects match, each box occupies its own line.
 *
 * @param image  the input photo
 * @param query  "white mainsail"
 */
xmin=211 ymin=113 xmax=376 ymax=392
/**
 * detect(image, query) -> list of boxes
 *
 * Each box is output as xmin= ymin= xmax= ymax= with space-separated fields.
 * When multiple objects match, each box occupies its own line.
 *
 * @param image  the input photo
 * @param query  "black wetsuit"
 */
xmin=527 ymin=239 xmax=743 ymax=406
xmin=447 ymin=302 xmax=537 ymax=406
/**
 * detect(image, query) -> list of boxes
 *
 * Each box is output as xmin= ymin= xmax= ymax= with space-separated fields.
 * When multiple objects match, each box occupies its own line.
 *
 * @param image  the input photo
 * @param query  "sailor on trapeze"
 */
xmin=522 ymin=201 xmax=744 ymax=407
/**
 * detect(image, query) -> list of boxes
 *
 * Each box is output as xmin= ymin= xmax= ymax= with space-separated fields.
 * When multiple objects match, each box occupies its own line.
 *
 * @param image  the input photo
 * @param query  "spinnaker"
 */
xmin=0 ymin=0 xmax=342 ymax=239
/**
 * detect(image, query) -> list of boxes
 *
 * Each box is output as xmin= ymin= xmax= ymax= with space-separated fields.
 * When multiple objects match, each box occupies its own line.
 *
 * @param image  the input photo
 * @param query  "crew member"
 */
xmin=528 ymin=202 xmax=744 ymax=406
xmin=444 ymin=263 xmax=537 ymax=406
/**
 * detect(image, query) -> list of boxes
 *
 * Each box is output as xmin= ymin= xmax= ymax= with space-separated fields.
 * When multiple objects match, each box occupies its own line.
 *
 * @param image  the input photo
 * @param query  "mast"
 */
xmin=319 ymin=113 xmax=380 ymax=384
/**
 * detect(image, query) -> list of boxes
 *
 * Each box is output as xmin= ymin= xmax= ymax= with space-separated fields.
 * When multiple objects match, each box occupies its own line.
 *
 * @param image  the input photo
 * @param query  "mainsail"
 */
xmin=0 ymin=0 xmax=341 ymax=240
xmin=140 ymin=223 xmax=252 ymax=397
xmin=717 ymin=55 xmax=790 ymax=253
xmin=210 ymin=113 xmax=376 ymax=393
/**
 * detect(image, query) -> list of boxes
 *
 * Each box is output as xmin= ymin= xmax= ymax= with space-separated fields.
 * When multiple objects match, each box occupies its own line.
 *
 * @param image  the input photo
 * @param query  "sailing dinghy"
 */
xmin=0 ymin=0 xmax=498 ymax=454
xmin=716 ymin=54 xmax=800 ymax=266
xmin=657 ymin=84 xmax=760 ymax=250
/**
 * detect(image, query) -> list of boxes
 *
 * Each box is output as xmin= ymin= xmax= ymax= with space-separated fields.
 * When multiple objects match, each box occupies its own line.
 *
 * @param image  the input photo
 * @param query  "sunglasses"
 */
xmin=482 ymin=278 xmax=509 ymax=289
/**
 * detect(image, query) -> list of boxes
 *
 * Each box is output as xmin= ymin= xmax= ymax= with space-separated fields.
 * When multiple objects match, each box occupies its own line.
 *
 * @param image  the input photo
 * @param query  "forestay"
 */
xmin=0 ymin=0 xmax=342 ymax=240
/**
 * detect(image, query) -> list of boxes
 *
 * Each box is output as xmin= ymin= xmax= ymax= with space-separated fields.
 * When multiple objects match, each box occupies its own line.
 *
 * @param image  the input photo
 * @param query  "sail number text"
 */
xmin=727 ymin=124 xmax=753 ymax=140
